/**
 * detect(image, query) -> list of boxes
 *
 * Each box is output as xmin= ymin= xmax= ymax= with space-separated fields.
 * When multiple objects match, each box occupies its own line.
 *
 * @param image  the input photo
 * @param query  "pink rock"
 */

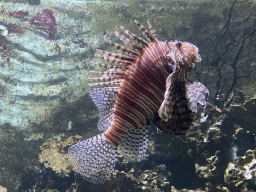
xmin=29 ymin=9 xmax=57 ymax=39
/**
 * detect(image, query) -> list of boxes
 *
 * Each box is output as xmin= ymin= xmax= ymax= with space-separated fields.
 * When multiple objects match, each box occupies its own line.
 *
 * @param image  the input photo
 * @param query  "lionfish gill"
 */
xmin=68 ymin=20 xmax=209 ymax=183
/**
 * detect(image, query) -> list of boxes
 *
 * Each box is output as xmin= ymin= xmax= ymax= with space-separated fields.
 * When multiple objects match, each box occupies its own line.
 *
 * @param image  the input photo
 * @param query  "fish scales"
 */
xmin=68 ymin=20 xmax=208 ymax=183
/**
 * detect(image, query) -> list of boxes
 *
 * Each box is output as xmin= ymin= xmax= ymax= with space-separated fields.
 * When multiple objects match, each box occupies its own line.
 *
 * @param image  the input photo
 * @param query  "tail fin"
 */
xmin=68 ymin=133 xmax=118 ymax=183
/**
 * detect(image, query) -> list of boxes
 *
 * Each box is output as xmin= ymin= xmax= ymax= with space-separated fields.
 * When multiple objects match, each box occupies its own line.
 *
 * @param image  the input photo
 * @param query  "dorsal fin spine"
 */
xmin=95 ymin=54 xmax=133 ymax=65
xmin=135 ymin=19 xmax=156 ymax=42
xmin=96 ymin=49 xmax=135 ymax=62
xmin=120 ymin=26 xmax=149 ymax=47
xmin=147 ymin=20 xmax=158 ymax=40
xmin=114 ymin=31 xmax=143 ymax=53
xmin=106 ymin=39 xmax=139 ymax=56
xmin=92 ymin=62 xmax=129 ymax=70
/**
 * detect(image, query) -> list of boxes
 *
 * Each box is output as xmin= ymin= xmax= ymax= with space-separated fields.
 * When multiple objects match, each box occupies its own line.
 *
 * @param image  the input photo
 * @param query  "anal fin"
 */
xmin=118 ymin=126 xmax=149 ymax=162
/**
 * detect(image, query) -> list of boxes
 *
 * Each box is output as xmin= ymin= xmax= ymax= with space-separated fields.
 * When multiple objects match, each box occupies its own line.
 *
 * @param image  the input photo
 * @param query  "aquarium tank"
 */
xmin=0 ymin=0 xmax=256 ymax=191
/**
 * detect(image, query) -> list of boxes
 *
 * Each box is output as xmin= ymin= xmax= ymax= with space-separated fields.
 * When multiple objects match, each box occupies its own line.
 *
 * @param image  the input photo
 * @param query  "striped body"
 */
xmin=68 ymin=20 xmax=207 ymax=183
xmin=104 ymin=41 xmax=169 ymax=146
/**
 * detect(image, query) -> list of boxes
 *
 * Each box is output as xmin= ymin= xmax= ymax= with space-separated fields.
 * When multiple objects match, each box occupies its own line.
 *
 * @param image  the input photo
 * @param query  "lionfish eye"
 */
xmin=176 ymin=41 xmax=182 ymax=49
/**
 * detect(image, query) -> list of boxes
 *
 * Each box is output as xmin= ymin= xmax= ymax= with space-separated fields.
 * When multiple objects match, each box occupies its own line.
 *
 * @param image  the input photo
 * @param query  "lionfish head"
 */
xmin=166 ymin=40 xmax=201 ymax=70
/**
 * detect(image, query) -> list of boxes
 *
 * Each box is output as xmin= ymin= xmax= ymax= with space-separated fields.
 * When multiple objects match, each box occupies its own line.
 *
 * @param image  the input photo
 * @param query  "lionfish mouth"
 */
xmin=190 ymin=53 xmax=201 ymax=70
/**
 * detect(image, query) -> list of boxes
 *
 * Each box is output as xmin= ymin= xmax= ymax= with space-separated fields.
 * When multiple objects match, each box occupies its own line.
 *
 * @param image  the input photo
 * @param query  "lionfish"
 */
xmin=68 ymin=20 xmax=209 ymax=183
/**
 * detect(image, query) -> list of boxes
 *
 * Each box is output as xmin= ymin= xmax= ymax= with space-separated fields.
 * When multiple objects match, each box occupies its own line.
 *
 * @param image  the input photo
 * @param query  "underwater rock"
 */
xmin=203 ymin=121 xmax=226 ymax=143
xmin=224 ymin=96 xmax=256 ymax=133
xmin=28 ymin=0 xmax=40 ymax=5
xmin=0 ymin=186 xmax=7 ymax=192
xmin=107 ymin=162 xmax=171 ymax=191
xmin=39 ymin=136 xmax=82 ymax=177
xmin=184 ymin=95 xmax=256 ymax=191
xmin=136 ymin=164 xmax=171 ymax=191
xmin=195 ymin=151 xmax=219 ymax=179
xmin=0 ymin=25 xmax=8 ymax=37
xmin=224 ymin=148 xmax=256 ymax=190
xmin=170 ymin=185 xmax=210 ymax=192
xmin=17 ymin=165 xmax=75 ymax=192
xmin=0 ymin=2 xmax=96 ymax=132
xmin=18 ymin=166 xmax=47 ymax=192
xmin=9 ymin=10 xmax=29 ymax=18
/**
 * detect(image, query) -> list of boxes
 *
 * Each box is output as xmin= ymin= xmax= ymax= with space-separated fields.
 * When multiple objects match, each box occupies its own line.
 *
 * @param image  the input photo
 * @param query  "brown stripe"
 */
xmin=117 ymin=92 xmax=147 ymax=124
xmin=105 ymin=39 xmax=170 ymax=144
xmin=122 ymin=71 xmax=161 ymax=109
xmin=121 ymin=84 xmax=152 ymax=117
xmin=130 ymin=63 xmax=166 ymax=102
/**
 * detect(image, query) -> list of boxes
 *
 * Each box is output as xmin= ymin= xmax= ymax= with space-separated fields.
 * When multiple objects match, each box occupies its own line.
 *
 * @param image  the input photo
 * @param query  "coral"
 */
xmin=184 ymin=94 xmax=256 ymax=191
xmin=224 ymin=149 xmax=256 ymax=189
xmin=0 ymin=23 xmax=19 ymax=64
xmin=0 ymin=185 xmax=7 ymax=192
xmin=39 ymin=135 xmax=82 ymax=176
xmin=135 ymin=164 xmax=171 ymax=191
xmin=29 ymin=9 xmax=57 ymax=39
xmin=195 ymin=151 xmax=220 ymax=179
xmin=9 ymin=10 xmax=29 ymax=18
xmin=0 ymin=42 xmax=17 ymax=59
xmin=0 ymin=21 xmax=25 ymax=38
xmin=171 ymin=185 xmax=209 ymax=192
xmin=5 ymin=23 xmax=24 ymax=35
